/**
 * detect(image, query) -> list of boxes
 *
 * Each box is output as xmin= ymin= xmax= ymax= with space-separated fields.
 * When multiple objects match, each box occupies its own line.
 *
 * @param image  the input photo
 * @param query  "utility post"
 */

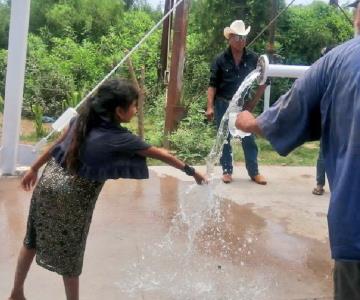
xmin=267 ymin=0 xmax=277 ymax=54
xmin=158 ymin=0 xmax=174 ymax=84
xmin=163 ymin=0 xmax=189 ymax=147
xmin=0 ymin=0 xmax=31 ymax=175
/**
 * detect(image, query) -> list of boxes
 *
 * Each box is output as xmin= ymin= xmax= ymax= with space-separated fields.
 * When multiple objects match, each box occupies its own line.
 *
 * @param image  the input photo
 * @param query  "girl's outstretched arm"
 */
xmin=137 ymin=147 xmax=207 ymax=185
xmin=21 ymin=126 xmax=70 ymax=191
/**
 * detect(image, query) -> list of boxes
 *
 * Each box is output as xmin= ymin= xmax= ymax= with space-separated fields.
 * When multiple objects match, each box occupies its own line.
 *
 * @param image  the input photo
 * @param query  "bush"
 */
xmin=144 ymin=93 xmax=166 ymax=146
xmin=0 ymin=49 xmax=7 ymax=97
xmin=169 ymin=96 xmax=215 ymax=163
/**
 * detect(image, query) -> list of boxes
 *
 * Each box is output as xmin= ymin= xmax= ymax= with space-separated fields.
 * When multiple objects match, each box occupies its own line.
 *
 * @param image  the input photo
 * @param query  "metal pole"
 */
xmin=0 ymin=0 xmax=31 ymax=175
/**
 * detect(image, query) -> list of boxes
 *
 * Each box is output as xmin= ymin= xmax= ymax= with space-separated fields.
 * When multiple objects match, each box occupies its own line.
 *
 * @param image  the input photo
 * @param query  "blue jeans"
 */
xmin=214 ymin=98 xmax=259 ymax=177
xmin=316 ymin=143 xmax=326 ymax=186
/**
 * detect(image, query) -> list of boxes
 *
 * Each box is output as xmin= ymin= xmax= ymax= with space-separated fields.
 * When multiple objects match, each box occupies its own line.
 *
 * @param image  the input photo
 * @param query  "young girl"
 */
xmin=8 ymin=78 xmax=206 ymax=300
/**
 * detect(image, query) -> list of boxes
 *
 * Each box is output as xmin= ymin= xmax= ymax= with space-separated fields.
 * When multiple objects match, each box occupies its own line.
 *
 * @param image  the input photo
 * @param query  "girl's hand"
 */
xmin=21 ymin=169 xmax=38 ymax=191
xmin=193 ymin=171 xmax=208 ymax=185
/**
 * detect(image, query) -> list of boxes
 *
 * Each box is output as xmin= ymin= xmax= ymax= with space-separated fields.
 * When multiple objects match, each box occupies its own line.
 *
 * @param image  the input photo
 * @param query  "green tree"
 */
xmin=29 ymin=0 xmax=59 ymax=34
xmin=0 ymin=48 xmax=7 ymax=96
xmin=0 ymin=2 xmax=10 ymax=49
xmin=23 ymin=34 xmax=107 ymax=117
xmin=277 ymin=1 xmax=353 ymax=65
xmin=45 ymin=0 xmax=125 ymax=42
xmin=189 ymin=0 xmax=287 ymax=60
xmin=21 ymin=8 xmax=161 ymax=117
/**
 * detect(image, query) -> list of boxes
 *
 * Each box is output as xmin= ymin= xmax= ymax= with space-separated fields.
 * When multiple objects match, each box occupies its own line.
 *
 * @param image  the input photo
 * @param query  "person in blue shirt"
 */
xmin=235 ymin=7 xmax=360 ymax=297
xmin=8 ymin=78 xmax=207 ymax=300
xmin=312 ymin=45 xmax=337 ymax=196
xmin=206 ymin=20 xmax=267 ymax=185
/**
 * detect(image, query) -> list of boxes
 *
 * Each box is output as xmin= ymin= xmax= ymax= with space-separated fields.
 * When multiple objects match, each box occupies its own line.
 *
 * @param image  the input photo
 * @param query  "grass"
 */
xmin=20 ymin=131 xmax=43 ymax=143
xmin=233 ymin=137 xmax=320 ymax=166
xmin=145 ymin=137 xmax=320 ymax=167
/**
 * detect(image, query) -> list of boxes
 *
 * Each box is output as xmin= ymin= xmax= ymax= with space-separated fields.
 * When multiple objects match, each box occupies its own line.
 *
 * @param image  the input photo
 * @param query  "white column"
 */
xmin=0 ymin=0 xmax=31 ymax=175
xmin=264 ymin=84 xmax=271 ymax=111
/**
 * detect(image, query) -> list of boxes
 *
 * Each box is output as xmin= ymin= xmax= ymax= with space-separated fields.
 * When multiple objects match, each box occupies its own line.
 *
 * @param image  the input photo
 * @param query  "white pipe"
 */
xmin=0 ymin=0 xmax=31 ymax=175
xmin=257 ymin=55 xmax=310 ymax=85
xmin=268 ymin=64 xmax=309 ymax=78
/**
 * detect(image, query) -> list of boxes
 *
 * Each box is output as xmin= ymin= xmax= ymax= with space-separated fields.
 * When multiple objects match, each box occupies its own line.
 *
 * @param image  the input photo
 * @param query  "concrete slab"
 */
xmin=0 ymin=165 xmax=332 ymax=299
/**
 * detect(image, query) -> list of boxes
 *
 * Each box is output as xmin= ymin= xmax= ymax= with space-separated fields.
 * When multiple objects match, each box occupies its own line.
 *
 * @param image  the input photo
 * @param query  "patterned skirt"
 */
xmin=24 ymin=158 xmax=104 ymax=276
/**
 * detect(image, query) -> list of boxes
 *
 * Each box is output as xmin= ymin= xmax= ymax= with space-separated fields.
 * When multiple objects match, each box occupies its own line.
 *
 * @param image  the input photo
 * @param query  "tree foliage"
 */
xmin=44 ymin=0 xmax=125 ymax=42
xmin=0 ymin=2 xmax=9 ymax=49
xmin=277 ymin=1 xmax=353 ymax=64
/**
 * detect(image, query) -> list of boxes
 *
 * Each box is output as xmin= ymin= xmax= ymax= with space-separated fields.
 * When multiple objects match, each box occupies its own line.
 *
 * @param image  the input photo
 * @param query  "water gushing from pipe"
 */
xmin=205 ymin=69 xmax=261 ymax=177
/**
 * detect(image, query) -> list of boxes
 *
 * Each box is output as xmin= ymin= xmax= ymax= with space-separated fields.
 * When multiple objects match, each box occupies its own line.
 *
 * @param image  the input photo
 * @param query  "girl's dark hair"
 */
xmin=65 ymin=78 xmax=139 ymax=173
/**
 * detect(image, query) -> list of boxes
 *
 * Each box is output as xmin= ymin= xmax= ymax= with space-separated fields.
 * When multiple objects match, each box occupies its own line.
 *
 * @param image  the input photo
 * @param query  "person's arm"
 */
xmin=237 ymin=59 xmax=325 ymax=156
xmin=206 ymin=57 xmax=221 ymax=122
xmin=243 ymin=84 xmax=266 ymax=112
xmin=21 ymin=126 xmax=70 ymax=191
xmin=137 ymin=146 xmax=207 ymax=184
xmin=235 ymin=110 xmax=263 ymax=136
xmin=206 ymin=86 xmax=216 ymax=121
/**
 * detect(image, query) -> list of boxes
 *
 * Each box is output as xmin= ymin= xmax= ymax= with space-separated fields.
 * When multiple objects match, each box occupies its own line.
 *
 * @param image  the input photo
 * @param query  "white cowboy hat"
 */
xmin=224 ymin=20 xmax=251 ymax=40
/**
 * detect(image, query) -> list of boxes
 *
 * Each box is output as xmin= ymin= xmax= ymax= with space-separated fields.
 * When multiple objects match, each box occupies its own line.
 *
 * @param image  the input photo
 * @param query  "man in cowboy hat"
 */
xmin=206 ymin=20 xmax=267 ymax=184
xmin=236 ymin=5 xmax=360 ymax=298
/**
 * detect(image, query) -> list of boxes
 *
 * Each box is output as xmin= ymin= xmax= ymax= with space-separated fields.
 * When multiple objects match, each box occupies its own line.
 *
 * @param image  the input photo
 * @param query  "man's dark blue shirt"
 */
xmin=258 ymin=37 xmax=360 ymax=260
xmin=209 ymin=47 xmax=258 ymax=101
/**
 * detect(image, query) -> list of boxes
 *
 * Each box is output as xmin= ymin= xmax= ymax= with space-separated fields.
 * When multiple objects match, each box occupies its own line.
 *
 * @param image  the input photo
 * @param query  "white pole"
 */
xmin=0 ymin=0 xmax=31 ymax=175
xmin=264 ymin=84 xmax=271 ymax=111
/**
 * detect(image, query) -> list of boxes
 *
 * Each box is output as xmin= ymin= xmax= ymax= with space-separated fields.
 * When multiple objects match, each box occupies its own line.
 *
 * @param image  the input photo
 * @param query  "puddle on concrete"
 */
xmin=117 ymin=183 xmax=271 ymax=299
xmin=0 ymin=174 xmax=332 ymax=300
xmin=117 ymin=176 xmax=332 ymax=300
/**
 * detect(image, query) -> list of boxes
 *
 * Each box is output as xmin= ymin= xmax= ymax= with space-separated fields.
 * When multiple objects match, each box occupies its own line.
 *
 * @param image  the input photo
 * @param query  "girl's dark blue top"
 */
xmin=51 ymin=117 xmax=151 ymax=182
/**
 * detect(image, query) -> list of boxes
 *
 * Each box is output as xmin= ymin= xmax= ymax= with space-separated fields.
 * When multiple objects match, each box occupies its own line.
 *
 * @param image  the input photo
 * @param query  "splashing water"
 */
xmin=117 ymin=183 xmax=271 ymax=299
xmin=206 ymin=69 xmax=261 ymax=177
xmin=117 ymin=69 xmax=271 ymax=299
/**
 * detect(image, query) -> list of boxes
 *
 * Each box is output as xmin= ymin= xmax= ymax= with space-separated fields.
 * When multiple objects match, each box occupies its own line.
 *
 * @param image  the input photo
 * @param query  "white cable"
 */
xmin=247 ymin=0 xmax=296 ymax=47
xmin=35 ymin=0 xmax=185 ymax=150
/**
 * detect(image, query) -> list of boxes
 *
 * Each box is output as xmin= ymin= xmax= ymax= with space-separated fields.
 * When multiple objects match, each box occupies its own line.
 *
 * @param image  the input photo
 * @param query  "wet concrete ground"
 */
xmin=0 ymin=165 xmax=332 ymax=299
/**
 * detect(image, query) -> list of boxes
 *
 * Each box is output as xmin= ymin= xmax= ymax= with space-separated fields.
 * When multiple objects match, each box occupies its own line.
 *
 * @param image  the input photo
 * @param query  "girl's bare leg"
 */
xmin=63 ymin=276 xmax=79 ymax=300
xmin=8 ymin=245 xmax=36 ymax=300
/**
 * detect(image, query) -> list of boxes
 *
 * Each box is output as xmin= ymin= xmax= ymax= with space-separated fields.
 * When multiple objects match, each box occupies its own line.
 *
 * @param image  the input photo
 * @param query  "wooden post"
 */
xmin=127 ymin=55 xmax=145 ymax=138
xmin=158 ymin=0 xmax=174 ymax=84
xmin=138 ymin=66 xmax=145 ymax=138
xmin=163 ymin=0 xmax=189 ymax=147
xmin=267 ymin=0 xmax=277 ymax=55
